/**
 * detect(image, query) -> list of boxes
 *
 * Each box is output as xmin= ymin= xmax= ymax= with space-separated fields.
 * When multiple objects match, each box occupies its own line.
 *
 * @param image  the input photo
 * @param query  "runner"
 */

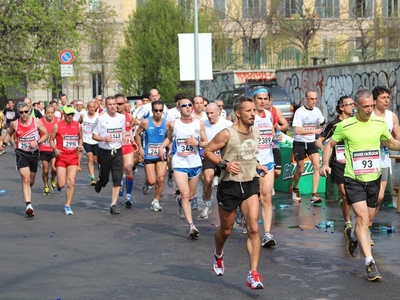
xmin=0 ymin=102 xmax=48 ymax=217
xmin=136 ymin=100 xmax=168 ymax=211
xmin=78 ymin=101 xmax=99 ymax=185
xmin=203 ymin=96 xmax=267 ymax=289
xmin=92 ymin=96 xmax=127 ymax=215
xmin=321 ymin=89 xmax=400 ymax=281
xmin=39 ymin=105 xmax=58 ymax=195
xmin=252 ymin=88 xmax=277 ymax=247
xmin=316 ymin=96 xmax=354 ymax=237
xmin=159 ymin=98 xmax=207 ymax=238
xmin=199 ymin=103 xmax=232 ymax=219
xmin=49 ymin=105 xmax=83 ymax=215
xmin=115 ymin=94 xmax=138 ymax=208
xmin=292 ymin=90 xmax=325 ymax=204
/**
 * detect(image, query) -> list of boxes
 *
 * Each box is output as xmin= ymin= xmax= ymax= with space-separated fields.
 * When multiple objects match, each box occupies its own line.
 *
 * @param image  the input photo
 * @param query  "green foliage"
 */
xmin=0 ymin=0 xmax=86 ymax=99
xmin=115 ymin=0 xmax=208 ymax=101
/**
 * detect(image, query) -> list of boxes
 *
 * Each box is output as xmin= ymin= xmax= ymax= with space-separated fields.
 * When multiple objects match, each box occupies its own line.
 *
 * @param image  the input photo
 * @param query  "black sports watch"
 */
xmin=217 ymin=160 xmax=228 ymax=170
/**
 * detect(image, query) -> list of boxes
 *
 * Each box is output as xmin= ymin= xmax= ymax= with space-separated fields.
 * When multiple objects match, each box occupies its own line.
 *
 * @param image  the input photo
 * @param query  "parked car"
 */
xmin=215 ymin=80 xmax=294 ymax=124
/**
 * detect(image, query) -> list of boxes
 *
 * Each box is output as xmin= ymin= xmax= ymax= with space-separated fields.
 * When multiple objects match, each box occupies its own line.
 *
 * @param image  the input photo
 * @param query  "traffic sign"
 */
xmin=61 ymin=64 xmax=74 ymax=77
xmin=59 ymin=49 xmax=74 ymax=64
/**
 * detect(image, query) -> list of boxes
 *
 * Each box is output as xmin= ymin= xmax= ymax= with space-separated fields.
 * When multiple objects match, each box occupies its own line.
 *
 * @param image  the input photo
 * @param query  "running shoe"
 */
xmin=261 ymin=232 xmax=276 ymax=247
xmin=242 ymin=222 xmax=248 ymax=234
xmin=110 ymin=205 xmax=120 ymax=215
xmin=343 ymin=222 xmax=352 ymax=240
xmin=346 ymin=231 xmax=359 ymax=257
xmin=246 ymin=271 xmax=264 ymax=289
xmin=125 ymin=194 xmax=133 ymax=208
xmin=0 ymin=150 xmax=6 ymax=155
xmin=235 ymin=206 xmax=244 ymax=225
xmin=189 ymin=225 xmax=199 ymax=238
xmin=90 ymin=178 xmax=96 ymax=186
xmin=366 ymin=261 xmax=382 ymax=281
xmin=167 ymin=173 xmax=174 ymax=188
xmin=191 ymin=196 xmax=198 ymax=210
xmin=213 ymin=252 xmax=224 ymax=276
xmin=95 ymin=180 xmax=102 ymax=193
xmin=199 ymin=205 xmax=212 ymax=219
xmin=43 ymin=186 xmax=50 ymax=196
xmin=292 ymin=188 xmax=301 ymax=202
xmin=119 ymin=186 xmax=124 ymax=197
xmin=142 ymin=182 xmax=150 ymax=195
xmin=50 ymin=178 xmax=57 ymax=191
xmin=64 ymin=206 xmax=73 ymax=215
xmin=310 ymin=193 xmax=323 ymax=204
xmin=25 ymin=204 xmax=35 ymax=217
xmin=176 ymin=196 xmax=185 ymax=219
xmin=150 ymin=200 xmax=163 ymax=211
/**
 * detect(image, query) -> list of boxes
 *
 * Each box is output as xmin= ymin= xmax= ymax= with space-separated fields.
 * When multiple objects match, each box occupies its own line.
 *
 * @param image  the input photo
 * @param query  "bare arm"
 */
xmin=275 ymin=107 xmax=289 ymax=132
xmin=158 ymin=121 xmax=174 ymax=161
xmin=135 ymin=119 xmax=148 ymax=157
xmin=320 ymin=138 xmax=337 ymax=177
xmin=391 ymin=112 xmax=400 ymax=140
xmin=315 ymin=135 xmax=326 ymax=150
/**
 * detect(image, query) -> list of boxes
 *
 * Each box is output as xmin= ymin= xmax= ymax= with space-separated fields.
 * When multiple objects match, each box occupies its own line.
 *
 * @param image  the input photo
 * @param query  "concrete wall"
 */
xmin=276 ymin=59 xmax=400 ymax=120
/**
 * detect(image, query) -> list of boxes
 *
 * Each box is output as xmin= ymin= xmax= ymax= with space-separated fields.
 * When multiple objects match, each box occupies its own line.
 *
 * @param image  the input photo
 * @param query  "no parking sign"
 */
xmin=59 ymin=49 xmax=74 ymax=64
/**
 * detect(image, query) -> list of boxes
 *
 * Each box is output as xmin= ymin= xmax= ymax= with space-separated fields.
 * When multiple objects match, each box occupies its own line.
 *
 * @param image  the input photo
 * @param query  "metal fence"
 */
xmin=212 ymin=47 xmax=400 ymax=70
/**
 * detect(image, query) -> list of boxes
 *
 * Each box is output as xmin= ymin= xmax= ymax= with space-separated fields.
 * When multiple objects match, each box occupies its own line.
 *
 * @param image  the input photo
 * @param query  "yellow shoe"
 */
xmin=43 ymin=186 xmax=50 ymax=195
xmin=51 ymin=179 xmax=57 ymax=191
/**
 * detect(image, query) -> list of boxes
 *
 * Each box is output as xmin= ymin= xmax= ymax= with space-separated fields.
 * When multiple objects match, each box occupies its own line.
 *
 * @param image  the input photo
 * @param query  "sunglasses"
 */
xmin=18 ymin=110 xmax=29 ymax=114
xmin=180 ymin=103 xmax=193 ymax=108
xmin=153 ymin=109 xmax=163 ymax=113
xmin=343 ymin=102 xmax=355 ymax=106
xmin=116 ymin=102 xmax=125 ymax=106
xmin=65 ymin=113 xmax=75 ymax=116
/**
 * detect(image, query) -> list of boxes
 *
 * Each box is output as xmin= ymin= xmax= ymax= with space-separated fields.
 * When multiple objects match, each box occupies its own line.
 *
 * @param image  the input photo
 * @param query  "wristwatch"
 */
xmin=217 ymin=160 xmax=228 ymax=170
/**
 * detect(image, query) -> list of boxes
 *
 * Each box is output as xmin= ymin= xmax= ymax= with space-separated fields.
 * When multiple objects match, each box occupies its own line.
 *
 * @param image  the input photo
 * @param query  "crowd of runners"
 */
xmin=1 ymin=85 xmax=398 ymax=288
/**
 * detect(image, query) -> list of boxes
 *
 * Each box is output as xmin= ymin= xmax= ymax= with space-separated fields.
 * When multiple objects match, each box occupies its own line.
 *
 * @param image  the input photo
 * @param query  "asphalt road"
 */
xmin=0 ymin=150 xmax=399 ymax=300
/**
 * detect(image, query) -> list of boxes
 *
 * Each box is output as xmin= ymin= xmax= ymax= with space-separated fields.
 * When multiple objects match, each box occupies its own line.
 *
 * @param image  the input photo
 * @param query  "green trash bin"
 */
xmin=274 ymin=145 xmax=326 ymax=194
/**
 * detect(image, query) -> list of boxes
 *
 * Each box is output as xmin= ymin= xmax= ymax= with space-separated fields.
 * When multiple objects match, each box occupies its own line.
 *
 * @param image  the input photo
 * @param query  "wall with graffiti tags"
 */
xmin=276 ymin=59 xmax=400 ymax=121
xmin=200 ymin=70 xmax=275 ymax=101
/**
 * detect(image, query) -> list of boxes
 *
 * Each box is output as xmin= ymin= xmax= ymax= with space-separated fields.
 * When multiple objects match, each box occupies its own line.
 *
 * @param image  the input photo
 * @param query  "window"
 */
xmin=90 ymin=43 xmax=102 ymax=59
xmin=350 ymin=0 xmax=373 ymax=18
xmin=382 ymin=0 xmax=399 ymax=17
xmin=89 ymin=0 xmax=99 ymax=11
xmin=243 ymin=38 xmax=266 ymax=66
xmin=280 ymin=0 xmax=302 ymax=17
xmin=316 ymin=0 xmax=340 ymax=18
xmin=92 ymin=73 xmax=103 ymax=99
xmin=242 ymin=0 xmax=267 ymax=19
xmin=214 ymin=0 xmax=226 ymax=19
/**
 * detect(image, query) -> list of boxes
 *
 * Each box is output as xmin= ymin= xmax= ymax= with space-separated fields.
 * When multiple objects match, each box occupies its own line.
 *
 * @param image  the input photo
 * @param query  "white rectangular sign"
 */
xmin=178 ymin=33 xmax=213 ymax=81
xmin=61 ymin=64 xmax=74 ymax=77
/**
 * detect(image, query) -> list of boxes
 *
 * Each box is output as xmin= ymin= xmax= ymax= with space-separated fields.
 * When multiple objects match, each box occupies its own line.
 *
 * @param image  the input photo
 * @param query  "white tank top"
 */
xmin=254 ymin=109 xmax=274 ymax=165
xmin=82 ymin=112 xmax=99 ymax=145
xmin=172 ymin=118 xmax=202 ymax=169
xmin=372 ymin=109 xmax=393 ymax=168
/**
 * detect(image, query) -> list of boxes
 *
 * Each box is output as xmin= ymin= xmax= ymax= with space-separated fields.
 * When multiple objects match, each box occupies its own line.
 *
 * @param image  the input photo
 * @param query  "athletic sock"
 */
xmin=126 ymin=176 xmax=134 ymax=194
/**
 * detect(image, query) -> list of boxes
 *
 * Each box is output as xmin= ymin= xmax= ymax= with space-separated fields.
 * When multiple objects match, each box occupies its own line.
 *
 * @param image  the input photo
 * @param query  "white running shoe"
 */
xmin=150 ymin=200 xmax=163 ymax=212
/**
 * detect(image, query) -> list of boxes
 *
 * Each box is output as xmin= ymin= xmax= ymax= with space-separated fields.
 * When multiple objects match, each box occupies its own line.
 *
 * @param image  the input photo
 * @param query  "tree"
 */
xmin=84 ymin=1 xmax=118 ymax=97
xmin=115 ymin=0 xmax=208 ymax=101
xmin=0 ymin=0 xmax=86 ymax=103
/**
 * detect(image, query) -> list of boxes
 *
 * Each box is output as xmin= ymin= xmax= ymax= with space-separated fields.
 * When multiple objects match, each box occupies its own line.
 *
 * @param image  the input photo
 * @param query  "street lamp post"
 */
xmin=194 ymin=0 xmax=200 ymax=95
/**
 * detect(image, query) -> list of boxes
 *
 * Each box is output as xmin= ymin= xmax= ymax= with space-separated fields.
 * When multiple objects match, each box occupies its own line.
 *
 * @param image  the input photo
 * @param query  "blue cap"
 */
xmin=252 ymin=88 xmax=269 ymax=97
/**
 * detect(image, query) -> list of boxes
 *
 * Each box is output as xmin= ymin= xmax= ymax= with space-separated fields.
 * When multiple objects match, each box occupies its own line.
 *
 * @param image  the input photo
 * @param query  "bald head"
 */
xmin=149 ymin=89 xmax=160 ymax=102
xmin=205 ymin=103 xmax=220 ymax=124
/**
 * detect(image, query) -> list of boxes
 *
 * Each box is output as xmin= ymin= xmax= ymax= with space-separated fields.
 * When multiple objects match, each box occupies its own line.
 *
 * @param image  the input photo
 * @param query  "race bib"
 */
xmin=18 ymin=136 xmax=35 ymax=151
xmin=148 ymin=143 xmax=160 ymax=157
xmin=107 ymin=128 xmax=122 ymax=142
xmin=177 ymin=138 xmax=195 ymax=157
xmin=258 ymin=127 xmax=273 ymax=149
xmin=63 ymin=135 xmax=79 ymax=149
xmin=335 ymin=145 xmax=346 ymax=164
xmin=352 ymin=149 xmax=380 ymax=175
xmin=83 ymin=121 xmax=93 ymax=134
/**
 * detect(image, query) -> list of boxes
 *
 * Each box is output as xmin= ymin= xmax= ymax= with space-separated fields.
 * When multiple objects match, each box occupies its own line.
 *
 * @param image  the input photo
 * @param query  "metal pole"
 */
xmin=194 ymin=0 xmax=200 ymax=95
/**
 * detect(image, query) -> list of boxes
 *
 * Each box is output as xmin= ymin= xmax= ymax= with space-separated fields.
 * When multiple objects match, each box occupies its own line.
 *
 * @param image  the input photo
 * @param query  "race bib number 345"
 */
xmin=352 ymin=149 xmax=380 ymax=175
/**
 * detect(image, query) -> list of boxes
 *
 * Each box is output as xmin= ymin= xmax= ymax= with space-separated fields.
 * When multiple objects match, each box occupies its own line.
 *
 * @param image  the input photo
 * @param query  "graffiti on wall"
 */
xmin=282 ymin=64 xmax=400 ymax=120
xmin=200 ymin=73 xmax=233 ymax=101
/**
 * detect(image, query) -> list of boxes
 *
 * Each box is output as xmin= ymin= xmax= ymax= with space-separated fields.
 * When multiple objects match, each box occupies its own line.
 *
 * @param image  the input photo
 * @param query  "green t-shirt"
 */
xmin=332 ymin=115 xmax=392 ymax=182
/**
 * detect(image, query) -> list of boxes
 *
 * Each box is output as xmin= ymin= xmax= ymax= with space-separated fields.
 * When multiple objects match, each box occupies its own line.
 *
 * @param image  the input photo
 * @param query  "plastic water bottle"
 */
xmin=378 ymin=226 xmax=396 ymax=233
xmin=274 ymin=130 xmax=281 ymax=149
xmin=317 ymin=221 xmax=334 ymax=228
xmin=278 ymin=204 xmax=290 ymax=209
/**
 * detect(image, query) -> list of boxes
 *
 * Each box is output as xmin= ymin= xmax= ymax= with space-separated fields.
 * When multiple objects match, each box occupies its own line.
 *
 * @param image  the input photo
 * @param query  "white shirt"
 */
xmin=192 ymin=111 xmax=208 ymax=122
xmin=136 ymin=102 xmax=168 ymax=120
xmin=93 ymin=112 xmax=126 ymax=150
xmin=293 ymin=106 xmax=324 ymax=143
xmin=203 ymin=118 xmax=232 ymax=142
xmin=166 ymin=106 xmax=180 ymax=122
